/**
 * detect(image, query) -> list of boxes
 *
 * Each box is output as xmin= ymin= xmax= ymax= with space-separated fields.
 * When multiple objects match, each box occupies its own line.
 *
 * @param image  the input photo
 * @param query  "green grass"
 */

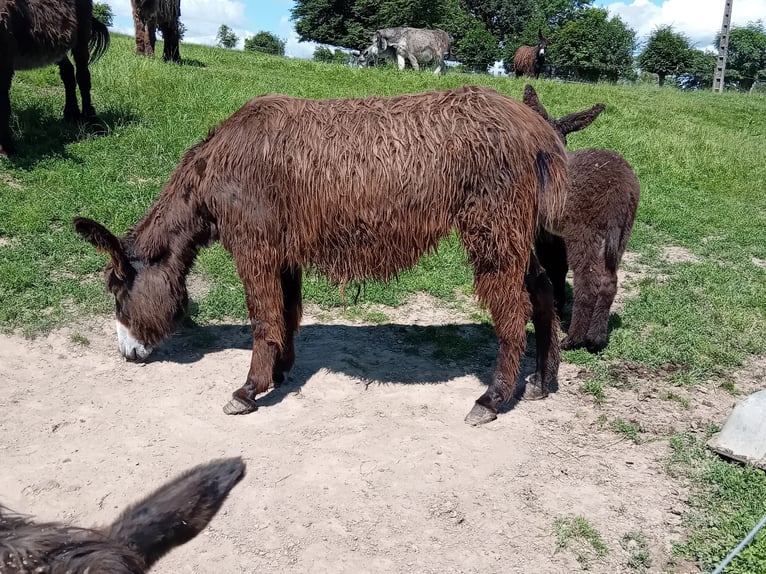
xmin=669 ymin=433 xmax=766 ymax=573
xmin=610 ymin=417 xmax=641 ymax=443
xmin=554 ymin=515 xmax=609 ymax=568
xmin=1 ymin=34 xmax=765 ymax=568
xmin=621 ymin=531 xmax=652 ymax=571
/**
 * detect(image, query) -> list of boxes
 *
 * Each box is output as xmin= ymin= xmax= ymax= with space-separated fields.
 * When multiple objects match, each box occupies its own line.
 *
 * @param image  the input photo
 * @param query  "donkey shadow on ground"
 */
xmin=150 ymin=320 xmax=555 ymax=414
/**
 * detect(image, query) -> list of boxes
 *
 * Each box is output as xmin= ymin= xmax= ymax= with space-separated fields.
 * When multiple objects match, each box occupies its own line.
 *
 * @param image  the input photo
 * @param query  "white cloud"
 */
xmin=603 ymin=0 xmax=766 ymax=48
xmin=279 ymin=15 xmax=317 ymax=58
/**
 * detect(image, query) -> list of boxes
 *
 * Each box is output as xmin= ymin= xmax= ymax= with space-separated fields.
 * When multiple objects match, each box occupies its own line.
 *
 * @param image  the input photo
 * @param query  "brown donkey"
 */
xmin=0 ymin=458 xmax=245 ymax=573
xmin=512 ymin=30 xmax=550 ymax=79
xmin=131 ymin=0 xmax=182 ymax=63
xmin=74 ymin=85 xmax=568 ymax=426
xmin=522 ymin=85 xmax=640 ymax=352
xmin=0 ymin=0 xmax=110 ymax=156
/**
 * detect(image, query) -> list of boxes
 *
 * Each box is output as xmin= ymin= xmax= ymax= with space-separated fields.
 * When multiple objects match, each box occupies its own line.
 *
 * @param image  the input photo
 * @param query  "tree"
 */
xmin=92 ymin=2 xmax=113 ymax=27
xmin=217 ymin=24 xmax=238 ymax=49
xmin=454 ymin=21 xmax=499 ymax=72
xmin=244 ymin=32 xmax=286 ymax=56
xmin=676 ymin=49 xmax=716 ymax=90
xmin=638 ymin=25 xmax=693 ymax=87
xmin=178 ymin=21 xmax=187 ymax=41
xmin=550 ymin=7 xmax=636 ymax=83
xmin=314 ymin=46 xmax=351 ymax=64
xmin=720 ymin=20 xmax=766 ymax=92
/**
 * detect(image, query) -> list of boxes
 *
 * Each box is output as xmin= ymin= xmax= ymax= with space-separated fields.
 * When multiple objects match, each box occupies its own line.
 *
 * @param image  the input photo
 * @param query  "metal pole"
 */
xmin=712 ymin=0 xmax=733 ymax=92
xmin=711 ymin=513 xmax=766 ymax=574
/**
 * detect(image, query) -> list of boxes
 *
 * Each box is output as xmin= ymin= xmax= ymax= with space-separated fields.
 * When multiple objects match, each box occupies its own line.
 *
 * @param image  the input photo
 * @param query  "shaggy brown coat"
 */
xmin=0 ymin=458 xmax=244 ymax=573
xmin=0 ymin=0 xmax=109 ymax=156
xmin=131 ymin=0 xmax=181 ymax=62
xmin=523 ymin=85 xmax=640 ymax=352
xmin=512 ymin=30 xmax=549 ymax=79
xmin=74 ymin=85 xmax=568 ymax=425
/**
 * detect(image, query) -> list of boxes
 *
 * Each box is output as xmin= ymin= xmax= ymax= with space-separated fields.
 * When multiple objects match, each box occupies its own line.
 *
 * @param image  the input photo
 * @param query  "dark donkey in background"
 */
xmin=512 ymin=30 xmax=549 ymax=79
xmin=74 ymin=85 xmax=568 ymax=426
xmin=0 ymin=458 xmax=245 ymax=573
xmin=0 ymin=0 xmax=110 ymax=156
xmin=523 ymin=85 xmax=640 ymax=352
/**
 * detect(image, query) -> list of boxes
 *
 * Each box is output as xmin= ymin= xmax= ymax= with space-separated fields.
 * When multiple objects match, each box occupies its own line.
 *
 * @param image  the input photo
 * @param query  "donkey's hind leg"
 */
xmin=583 ymin=266 xmax=618 ymax=353
xmin=272 ymin=266 xmax=303 ymax=385
xmin=535 ymin=229 xmax=568 ymax=316
xmin=562 ymin=232 xmax=602 ymax=351
xmin=71 ymin=43 xmax=98 ymax=120
xmin=224 ymin=258 xmax=286 ymax=415
xmin=57 ymin=57 xmax=81 ymax=121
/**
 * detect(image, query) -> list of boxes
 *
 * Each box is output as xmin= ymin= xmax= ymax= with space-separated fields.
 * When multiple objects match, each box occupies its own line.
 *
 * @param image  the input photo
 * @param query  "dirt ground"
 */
xmin=0 ymin=286 xmax=759 ymax=573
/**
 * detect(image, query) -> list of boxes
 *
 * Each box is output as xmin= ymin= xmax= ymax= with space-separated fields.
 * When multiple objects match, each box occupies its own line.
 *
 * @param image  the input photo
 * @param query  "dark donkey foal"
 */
xmin=0 ymin=0 xmax=110 ymax=156
xmin=522 ymin=85 xmax=640 ymax=352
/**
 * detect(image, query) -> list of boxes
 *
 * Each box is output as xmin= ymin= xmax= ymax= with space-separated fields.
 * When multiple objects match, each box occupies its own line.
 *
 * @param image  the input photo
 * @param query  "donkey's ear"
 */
xmin=538 ymin=28 xmax=543 ymax=41
xmin=72 ymin=217 xmax=128 ymax=279
xmin=522 ymin=84 xmax=549 ymax=120
xmin=555 ymin=103 xmax=606 ymax=136
xmin=107 ymin=458 xmax=245 ymax=569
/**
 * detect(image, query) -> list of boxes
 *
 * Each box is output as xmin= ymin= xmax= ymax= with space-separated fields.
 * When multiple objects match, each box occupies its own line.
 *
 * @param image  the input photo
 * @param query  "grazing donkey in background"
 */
xmin=131 ymin=0 xmax=182 ymax=62
xmin=0 ymin=0 xmax=110 ymax=156
xmin=512 ymin=30 xmax=550 ymax=79
xmin=358 ymin=27 xmax=451 ymax=74
xmin=0 ymin=458 xmax=245 ymax=573
xmin=74 ymin=85 xmax=568 ymax=426
xmin=523 ymin=85 xmax=640 ymax=353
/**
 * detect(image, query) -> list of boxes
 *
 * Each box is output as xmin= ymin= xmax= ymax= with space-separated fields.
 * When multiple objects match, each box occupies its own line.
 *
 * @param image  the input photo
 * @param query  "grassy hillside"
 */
xmin=1 ymin=34 xmax=765 ymax=571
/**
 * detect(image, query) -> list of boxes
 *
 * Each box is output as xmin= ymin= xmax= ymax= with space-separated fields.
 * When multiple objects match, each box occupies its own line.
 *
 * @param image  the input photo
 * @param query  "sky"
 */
xmin=107 ymin=0 xmax=766 ymax=58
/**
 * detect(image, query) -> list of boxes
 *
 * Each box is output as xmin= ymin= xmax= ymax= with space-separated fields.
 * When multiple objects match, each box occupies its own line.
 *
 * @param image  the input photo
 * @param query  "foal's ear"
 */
xmin=555 ymin=103 xmax=606 ymax=136
xmin=72 ymin=217 xmax=128 ymax=279
xmin=538 ymin=28 xmax=544 ymax=41
xmin=107 ymin=457 xmax=246 ymax=569
xmin=522 ymin=84 xmax=549 ymax=120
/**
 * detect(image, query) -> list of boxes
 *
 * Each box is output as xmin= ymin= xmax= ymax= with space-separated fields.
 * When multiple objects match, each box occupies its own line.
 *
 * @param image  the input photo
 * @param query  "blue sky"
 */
xmin=108 ymin=0 xmax=765 ymax=57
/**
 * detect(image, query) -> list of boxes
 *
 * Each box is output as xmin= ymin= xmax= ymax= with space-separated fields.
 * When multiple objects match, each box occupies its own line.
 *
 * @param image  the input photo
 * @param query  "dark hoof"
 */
xmin=585 ymin=340 xmax=607 ymax=354
xmin=522 ymin=373 xmax=549 ymax=400
xmin=464 ymin=403 xmax=497 ymax=426
xmin=561 ymin=336 xmax=585 ymax=351
xmin=223 ymin=396 xmax=257 ymax=415
xmin=272 ymin=371 xmax=285 ymax=386
xmin=63 ymin=109 xmax=81 ymax=122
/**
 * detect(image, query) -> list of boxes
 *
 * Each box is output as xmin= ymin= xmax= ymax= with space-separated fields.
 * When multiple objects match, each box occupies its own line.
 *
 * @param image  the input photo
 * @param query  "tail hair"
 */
xmin=89 ymin=18 xmax=111 ymax=64
xmin=534 ymin=146 xmax=568 ymax=231
xmin=107 ymin=457 xmax=245 ymax=569
xmin=604 ymin=225 xmax=623 ymax=273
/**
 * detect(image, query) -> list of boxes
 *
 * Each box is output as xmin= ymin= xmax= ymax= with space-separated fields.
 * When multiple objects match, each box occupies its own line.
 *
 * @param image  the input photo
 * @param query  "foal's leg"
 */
xmin=561 ymin=232 xmax=602 ymax=351
xmin=535 ymin=229 xmax=568 ymax=316
xmin=0 ymin=66 xmax=14 ymax=156
xmin=224 ymin=260 xmax=286 ymax=415
xmin=272 ymin=266 xmax=303 ymax=385
xmin=522 ymin=252 xmax=561 ymax=400
xmin=159 ymin=23 xmax=181 ymax=62
xmin=70 ymin=42 xmax=97 ymax=120
xmin=57 ymin=57 xmax=81 ymax=121
xmin=584 ymin=264 xmax=619 ymax=353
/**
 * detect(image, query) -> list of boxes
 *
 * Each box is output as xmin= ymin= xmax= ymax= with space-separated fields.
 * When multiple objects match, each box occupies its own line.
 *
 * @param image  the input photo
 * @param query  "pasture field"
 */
xmin=1 ymin=34 xmax=765 ymax=572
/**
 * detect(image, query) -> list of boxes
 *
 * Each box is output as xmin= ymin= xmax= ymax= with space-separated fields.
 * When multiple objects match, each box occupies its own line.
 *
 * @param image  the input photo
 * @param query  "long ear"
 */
xmin=555 ymin=103 xmax=606 ymax=136
xmin=522 ymin=84 xmax=549 ymax=120
xmin=73 ymin=217 xmax=129 ymax=279
xmin=538 ymin=29 xmax=543 ymax=42
xmin=379 ymin=34 xmax=387 ymax=51
xmin=107 ymin=457 xmax=245 ymax=569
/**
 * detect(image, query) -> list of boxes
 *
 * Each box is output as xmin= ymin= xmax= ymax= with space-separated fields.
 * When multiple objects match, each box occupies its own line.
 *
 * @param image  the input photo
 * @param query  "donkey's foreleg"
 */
xmin=57 ymin=57 xmax=81 ymax=121
xmin=465 ymin=264 xmax=532 ymax=426
xmin=224 ymin=264 xmax=286 ymax=415
xmin=71 ymin=43 xmax=96 ymax=120
xmin=0 ymin=67 xmax=15 ymax=156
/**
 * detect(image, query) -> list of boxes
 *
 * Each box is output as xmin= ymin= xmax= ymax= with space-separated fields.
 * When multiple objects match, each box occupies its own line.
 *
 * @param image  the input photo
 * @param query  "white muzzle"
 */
xmin=116 ymin=321 xmax=153 ymax=361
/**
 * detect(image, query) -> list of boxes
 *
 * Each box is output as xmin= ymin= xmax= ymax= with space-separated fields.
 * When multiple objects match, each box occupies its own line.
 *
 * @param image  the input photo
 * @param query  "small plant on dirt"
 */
xmin=720 ymin=379 xmax=738 ymax=395
xmin=554 ymin=515 xmax=608 ymax=568
xmin=69 ymin=332 xmax=89 ymax=346
xmin=611 ymin=418 xmax=640 ymax=443
xmin=661 ymin=390 xmax=690 ymax=409
xmin=342 ymin=306 xmax=389 ymax=324
xmin=584 ymin=378 xmax=605 ymax=403
xmin=621 ymin=531 xmax=652 ymax=571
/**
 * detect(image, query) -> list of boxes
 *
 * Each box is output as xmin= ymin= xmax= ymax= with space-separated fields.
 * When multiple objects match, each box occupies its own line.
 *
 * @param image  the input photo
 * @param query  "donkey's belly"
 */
xmin=14 ymin=48 xmax=71 ymax=70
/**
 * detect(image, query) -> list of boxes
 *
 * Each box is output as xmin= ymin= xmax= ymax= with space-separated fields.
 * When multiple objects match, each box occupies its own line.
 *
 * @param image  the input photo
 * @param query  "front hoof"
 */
xmin=464 ymin=403 xmax=497 ymax=426
xmin=223 ymin=396 xmax=258 ymax=415
xmin=561 ymin=336 xmax=585 ymax=351
xmin=522 ymin=373 xmax=549 ymax=400
xmin=585 ymin=339 xmax=607 ymax=354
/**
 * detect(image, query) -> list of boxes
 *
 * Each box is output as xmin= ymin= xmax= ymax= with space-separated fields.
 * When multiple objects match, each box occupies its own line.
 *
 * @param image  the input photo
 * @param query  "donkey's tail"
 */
xmin=107 ymin=457 xmax=245 ymax=569
xmin=604 ymin=225 xmax=627 ymax=274
xmin=89 ymin=18 xmax=111 ymax=64
xmin=534 ymin=144 xmax=569 ymax=233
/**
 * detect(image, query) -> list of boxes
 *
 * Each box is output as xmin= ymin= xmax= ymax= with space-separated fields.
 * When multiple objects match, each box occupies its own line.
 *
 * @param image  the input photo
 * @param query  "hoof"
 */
xmin=464 ymin=403 xmax=497 ymax=426
xmin=561 ymin=336 xmax=585 ymax=351
xmin=223 ymin=396 xmax=257 ymax=415
xmin=522 ymin=373 xmax=549 ymax=400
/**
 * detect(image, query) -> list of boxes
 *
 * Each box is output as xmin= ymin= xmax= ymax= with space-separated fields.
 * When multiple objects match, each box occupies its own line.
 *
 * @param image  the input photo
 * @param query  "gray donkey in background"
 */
xmin=358 ymin=27 xmax=451 ymax=74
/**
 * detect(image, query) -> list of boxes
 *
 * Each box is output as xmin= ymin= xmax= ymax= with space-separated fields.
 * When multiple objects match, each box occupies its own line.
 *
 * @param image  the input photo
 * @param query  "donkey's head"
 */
xmin=73 ymin=217 xmax=188 ymax=361
xmin=522 ymin=84 xmax=605 ymax=146
xmin=535 ymin=30 xmax=550 ymax=60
